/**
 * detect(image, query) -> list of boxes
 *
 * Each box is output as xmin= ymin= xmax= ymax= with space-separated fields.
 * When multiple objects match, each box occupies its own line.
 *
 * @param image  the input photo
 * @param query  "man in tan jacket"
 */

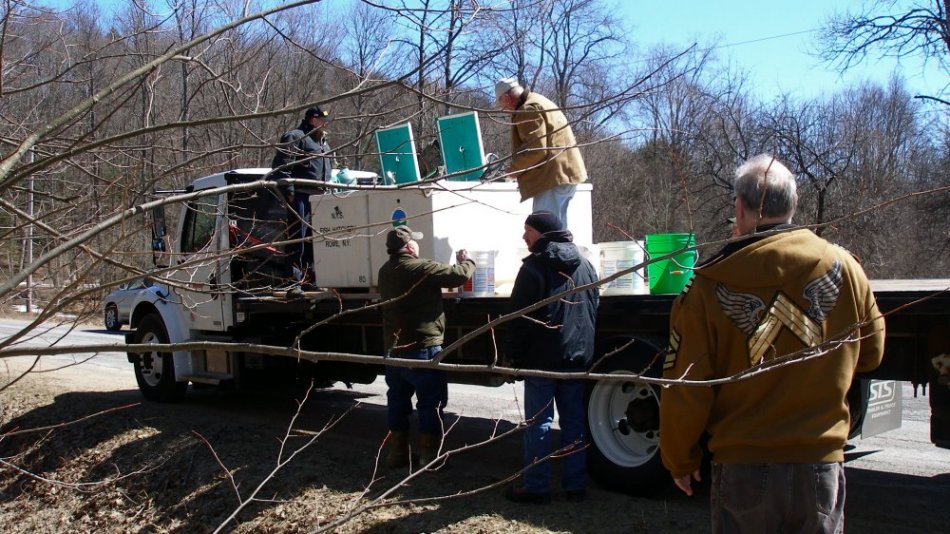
xmin=496 ymin=77 xmax=588 ymax=228
xmin=659 ymin=154 xmax=885 ymax=533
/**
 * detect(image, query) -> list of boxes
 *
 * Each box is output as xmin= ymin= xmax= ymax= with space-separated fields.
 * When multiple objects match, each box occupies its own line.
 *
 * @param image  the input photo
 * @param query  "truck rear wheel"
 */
xmin=131 ymin=314 xmax=187 ymax=402
xmin=586 ymin=337 xmax=671 ymax=497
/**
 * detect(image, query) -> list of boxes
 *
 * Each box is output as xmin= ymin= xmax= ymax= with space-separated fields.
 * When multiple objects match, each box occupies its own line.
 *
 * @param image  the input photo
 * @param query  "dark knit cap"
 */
xmin=525 ymin=211 xmax=563 ymax=234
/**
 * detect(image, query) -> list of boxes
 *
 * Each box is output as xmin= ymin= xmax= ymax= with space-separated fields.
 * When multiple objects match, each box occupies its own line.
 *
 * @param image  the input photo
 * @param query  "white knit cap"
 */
xmin=494 ymin=77 xmax=521 ymax=101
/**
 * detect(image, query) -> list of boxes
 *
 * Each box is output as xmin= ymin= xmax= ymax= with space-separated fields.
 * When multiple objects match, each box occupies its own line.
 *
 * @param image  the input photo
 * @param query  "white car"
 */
xmin=102 ymin=278 xmax=166 ymax=331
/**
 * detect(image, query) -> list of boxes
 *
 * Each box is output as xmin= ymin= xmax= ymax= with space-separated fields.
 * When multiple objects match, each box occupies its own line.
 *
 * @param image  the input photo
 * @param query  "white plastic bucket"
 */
xmin=599 ymin=241 xmax=647 ymax=295
xmin=461 ymin=251 xmax=496 ymax=297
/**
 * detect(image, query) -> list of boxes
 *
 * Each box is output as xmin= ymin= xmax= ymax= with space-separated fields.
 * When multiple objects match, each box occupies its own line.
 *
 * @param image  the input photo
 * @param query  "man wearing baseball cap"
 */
xmin=271 ymin=106 xmax=333 ymax=182
xmin=495 ymin=77 xmax=588 ymax=229
xmin=378 ymin=225 xmax=475 ymax=469
xmin=270 ymin=106 xmax=334 ymax=284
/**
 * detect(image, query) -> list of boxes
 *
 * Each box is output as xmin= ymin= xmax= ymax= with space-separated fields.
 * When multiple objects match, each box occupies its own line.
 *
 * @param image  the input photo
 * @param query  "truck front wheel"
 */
xmin=131 ymin=314 xmax=187 ymax=402
xmin=586 ymin=337 xmax=671 ymax=497
xmin=104 ymin=304 xmax=121 ymax=331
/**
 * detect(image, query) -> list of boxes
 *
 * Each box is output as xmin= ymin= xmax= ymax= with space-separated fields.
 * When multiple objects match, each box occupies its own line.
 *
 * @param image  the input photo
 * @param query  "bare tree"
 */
xmin=764 ymin=95 xmax=857 ymax=236
xmin=818 ymin=0 xmax=949 ymax=104
xmin=337 ymin=1 xmax=402 ymax=168
xmin=829 ymin=79 xmax=937 ymax=275
xmin=598 ymin=44 xmax=732 ymax=241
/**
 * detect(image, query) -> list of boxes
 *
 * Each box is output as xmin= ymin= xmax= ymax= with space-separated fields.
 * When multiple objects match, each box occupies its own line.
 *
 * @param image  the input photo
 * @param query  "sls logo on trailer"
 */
xmin=868 ymin=380 xmax=897 ymax=407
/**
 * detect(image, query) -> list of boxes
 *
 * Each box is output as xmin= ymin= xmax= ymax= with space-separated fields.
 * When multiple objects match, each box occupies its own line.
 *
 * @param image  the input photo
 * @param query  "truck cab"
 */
xmin=127 ymin=169 xmax=378 ymax=400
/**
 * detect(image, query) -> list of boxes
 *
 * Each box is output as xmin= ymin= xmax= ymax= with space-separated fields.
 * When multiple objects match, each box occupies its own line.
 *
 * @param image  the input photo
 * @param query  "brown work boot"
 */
xmin=384 ymin=431 xmax=410 ymax=468
xmin=417 ymin=432 xmax=444 ymax=467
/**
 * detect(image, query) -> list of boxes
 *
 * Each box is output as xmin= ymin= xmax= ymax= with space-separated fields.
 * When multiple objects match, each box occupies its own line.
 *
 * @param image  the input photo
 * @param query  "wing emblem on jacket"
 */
xmin=803 ymin=260 xmax=842 ymax=323
xmin=718 ymin=284 xmax=826 ymax=366
xmin=716 ymin=284 xmax=766 ymax=335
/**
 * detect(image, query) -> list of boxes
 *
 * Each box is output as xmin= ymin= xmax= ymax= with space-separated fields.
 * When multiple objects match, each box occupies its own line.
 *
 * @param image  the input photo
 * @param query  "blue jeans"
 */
xmin=711 ymin=462 xmax=846 ymax=534
xmin=532 ymin=184 xmax=576 ymax=229
xmin=522 ymin=376 xmax=587 ymax=493
xmin=385 ymin=346 xmax=448 ymax=434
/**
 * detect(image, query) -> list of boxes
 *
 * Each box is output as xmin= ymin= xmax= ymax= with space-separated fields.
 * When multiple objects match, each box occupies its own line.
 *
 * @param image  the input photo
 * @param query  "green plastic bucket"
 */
xmin=645 ymin=233 xmax=697 ymax=294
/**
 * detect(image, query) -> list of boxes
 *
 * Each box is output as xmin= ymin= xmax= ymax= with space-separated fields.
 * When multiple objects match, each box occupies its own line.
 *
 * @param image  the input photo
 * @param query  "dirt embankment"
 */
xmin=0 ymin=359 xmax=706 ymax=533
xmin=1 ymin=356 xmax=947 ymax=533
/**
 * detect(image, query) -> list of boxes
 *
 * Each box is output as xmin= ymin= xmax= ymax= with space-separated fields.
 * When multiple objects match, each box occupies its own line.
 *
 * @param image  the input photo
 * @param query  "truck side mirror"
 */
xmin=150 ymin=204 xmax=170 ymax=268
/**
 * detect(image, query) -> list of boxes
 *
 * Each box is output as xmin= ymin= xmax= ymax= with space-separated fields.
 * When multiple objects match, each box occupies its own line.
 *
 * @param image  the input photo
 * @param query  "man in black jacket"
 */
xmin=504 ymin=211 xmax=599 ymax=504
xmin=271 ymin=106 xmax=333 ymax=182
xmin=270 ymin=106 xmax=334 ymax=284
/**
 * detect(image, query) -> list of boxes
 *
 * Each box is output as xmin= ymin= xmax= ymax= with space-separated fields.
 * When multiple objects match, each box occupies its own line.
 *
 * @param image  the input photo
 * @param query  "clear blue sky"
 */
xmin=613 ymin=0 xmax=945 ymax=102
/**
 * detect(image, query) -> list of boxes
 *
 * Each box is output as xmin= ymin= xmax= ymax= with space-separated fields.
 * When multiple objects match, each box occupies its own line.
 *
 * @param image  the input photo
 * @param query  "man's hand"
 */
xmin=456 ymin=249 xmax=470 ymax=263
xmin=673 ymin=470 xmax=701 ymax=497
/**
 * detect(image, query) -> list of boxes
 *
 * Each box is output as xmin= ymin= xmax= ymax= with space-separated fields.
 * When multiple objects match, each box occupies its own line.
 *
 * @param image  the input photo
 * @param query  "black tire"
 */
xmin=930 ymin=376 xmax=950 ymax=448
xmin=104 ymin=304 xmax=122 ymax=331
xmin=586 ymin=336 xmax=671 ymax=497
xmin=131 ymin=314 xmax=187 ymax=402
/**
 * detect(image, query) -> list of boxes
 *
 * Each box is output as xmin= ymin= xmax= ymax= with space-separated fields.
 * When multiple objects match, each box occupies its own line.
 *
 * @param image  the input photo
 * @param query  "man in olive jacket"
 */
xmin=659 ymin=154 xmax=885 ymax=533
xmin=496 ymin=78 xmax=588 ymax=228
xmin=378 ymin=226 xmax=475 ymax=468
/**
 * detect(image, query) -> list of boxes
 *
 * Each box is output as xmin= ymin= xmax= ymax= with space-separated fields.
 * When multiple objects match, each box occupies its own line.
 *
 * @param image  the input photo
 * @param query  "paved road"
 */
xmin=0 ymin=318 xmax=129 ymax=371
xmin=847 ymin=382 xmax=950 ymax=478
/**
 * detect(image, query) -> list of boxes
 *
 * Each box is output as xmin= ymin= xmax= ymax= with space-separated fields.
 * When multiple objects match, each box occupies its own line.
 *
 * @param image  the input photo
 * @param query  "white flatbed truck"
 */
xmin=125 ymin=168 xmax=950 ymax=495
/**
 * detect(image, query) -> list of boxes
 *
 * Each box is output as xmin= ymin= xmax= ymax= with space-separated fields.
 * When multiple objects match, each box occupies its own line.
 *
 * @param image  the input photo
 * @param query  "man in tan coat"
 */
xmin=659 ymin=154 xmax=885 ymax=533
xmin=496 ymin=77 xmax=588 ymax=228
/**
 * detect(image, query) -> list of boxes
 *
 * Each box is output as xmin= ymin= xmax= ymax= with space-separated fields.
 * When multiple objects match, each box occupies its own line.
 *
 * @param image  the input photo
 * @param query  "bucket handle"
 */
xmin=668 ymin=248 xmax=699 ymax=274
xmin=645 ymin=245 xmax=697 ymax=275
